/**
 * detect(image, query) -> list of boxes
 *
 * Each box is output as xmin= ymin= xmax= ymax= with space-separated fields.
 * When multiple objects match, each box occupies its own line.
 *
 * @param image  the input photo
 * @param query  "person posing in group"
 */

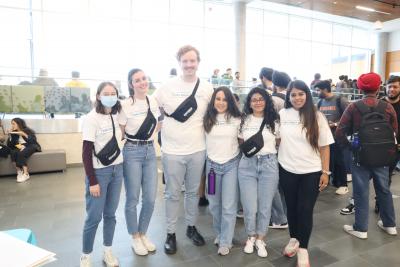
xmin=278 ymin=80 xmax=333 ymax=267
xmin=119 ymin=68 xmax=160 ymax=256
xmin=238 ymin=87 xmax=280 ymax=258
xmin=7 ymin=118 xmax=41 ymax=182
xmin=153 ymin=45 xmax=214 ymax=254
xmin=203 ymin=86 xmax=242 ymax=256
xmin=80 ymin=82 xmax=123 ymax=267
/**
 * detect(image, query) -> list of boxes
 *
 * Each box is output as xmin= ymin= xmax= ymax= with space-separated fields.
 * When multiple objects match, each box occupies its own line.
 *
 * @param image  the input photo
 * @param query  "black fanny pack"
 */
xmin=164 ymin=78 xmax=199 ymax=123
xmin=240 ymin=118 xmax=266 ymax=158
xmin=125 ymin=96 xmax=157 ymax=140
xmin=94 ymin=115 xmax=121 ymax=166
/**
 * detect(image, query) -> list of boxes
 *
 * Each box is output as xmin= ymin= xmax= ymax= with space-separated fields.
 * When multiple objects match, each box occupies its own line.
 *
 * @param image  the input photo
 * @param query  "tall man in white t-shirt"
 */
xmin=154 ymin=45 xmax=214 ymax=254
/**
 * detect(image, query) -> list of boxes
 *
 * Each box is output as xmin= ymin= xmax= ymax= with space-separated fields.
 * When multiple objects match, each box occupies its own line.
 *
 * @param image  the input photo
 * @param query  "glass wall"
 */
xmin=0 ymin=0 xmax=234 ymax=96
xmin=246 ymin=6 xmax=373 ymax=84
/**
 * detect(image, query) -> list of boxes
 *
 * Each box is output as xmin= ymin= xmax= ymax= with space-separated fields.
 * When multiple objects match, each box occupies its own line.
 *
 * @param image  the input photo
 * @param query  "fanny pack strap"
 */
xmin=94 ymin=114 xmax=116 ymax=157
xmin=164 ymin=78 xmax=200 ymax=117
xmin=125 ymin=96 xmax=154 ymax=140
xmin=257 ymin=118 xmax=267 ymax=134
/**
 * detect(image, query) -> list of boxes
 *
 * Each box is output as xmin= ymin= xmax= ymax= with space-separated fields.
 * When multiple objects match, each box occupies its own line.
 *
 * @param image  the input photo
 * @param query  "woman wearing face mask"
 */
xmin=278 ymin=80 xmax=333 ymax=267
xmin=203 ymin=86 xmax=242 ymax=256
xmin=80 ymin=82 xmax=123 ymax=267
xmin=7 ymin=118 xmax=41 ymax=182
xmin=238 ymin=87 xmax=279 ymax=258
xmin=119 ymin=68 xmax=160 ymax=256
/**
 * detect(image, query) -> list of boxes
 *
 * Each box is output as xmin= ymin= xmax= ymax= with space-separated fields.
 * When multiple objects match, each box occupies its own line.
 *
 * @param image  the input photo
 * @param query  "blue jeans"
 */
xmin=163 ymin=150 xmax=206 ymax=233
xmin=206 ymin=155 xmax=240 ymax=247
xmin=271 ymin=186 xmax=287 ymax=225
xmin=352 ymin=161 xmax=396 ymax=232
xmin=238 ymin=154 xmax=279 ymax=236
xmin=82 ymin=163 xmax=123 ymax=253
xmin=123 ymin=142 xmax=158 ymax=235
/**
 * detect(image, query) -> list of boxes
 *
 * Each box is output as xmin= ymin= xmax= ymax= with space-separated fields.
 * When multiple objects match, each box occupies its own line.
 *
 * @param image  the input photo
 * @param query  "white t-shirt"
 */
xmin=118 ymin=96 xmax=160 ymax=141
xmin=206 ymin=114 xmax=241 ymax=164
xmin=82 ymin=109 xmax=124 ymax=169
xmin=153 ymin=76 xmax=214 ymax=155
xmin=278 ymin=108 xmax=334 ymax=174
xmin=239 ymin=114 xmax=278 ymax=156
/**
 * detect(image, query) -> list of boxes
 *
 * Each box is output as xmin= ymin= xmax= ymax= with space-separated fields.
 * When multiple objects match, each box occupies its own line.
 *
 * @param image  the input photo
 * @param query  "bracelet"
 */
xmin=322 ymin=170 xmax=332 ymax=175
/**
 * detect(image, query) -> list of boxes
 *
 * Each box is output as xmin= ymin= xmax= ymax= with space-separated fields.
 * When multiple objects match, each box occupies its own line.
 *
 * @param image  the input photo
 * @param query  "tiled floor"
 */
xmin=1 ymin=165 xmax=400 ymax=267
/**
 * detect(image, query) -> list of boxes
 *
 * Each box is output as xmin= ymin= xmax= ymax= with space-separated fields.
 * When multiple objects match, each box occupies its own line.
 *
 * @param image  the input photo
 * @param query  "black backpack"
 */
xmin=354 ymin=100 xmax=397 ymax=167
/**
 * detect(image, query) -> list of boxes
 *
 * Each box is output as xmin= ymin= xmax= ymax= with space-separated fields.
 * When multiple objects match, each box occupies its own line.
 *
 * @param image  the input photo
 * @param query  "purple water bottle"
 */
xmin=208 ymin=168 xmax=216 ymax=195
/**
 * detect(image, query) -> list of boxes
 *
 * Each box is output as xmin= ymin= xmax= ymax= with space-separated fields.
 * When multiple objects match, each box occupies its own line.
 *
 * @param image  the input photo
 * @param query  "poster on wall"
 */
xmin=70 ymin=87 xmax=92 ymax=113
xmin=45 ymin=87 xmax=70 ymax=113
xmin=11 ymin=85 xmax=45 ymax=113
xmin=0 ymin=85 xmax=12 ymax=113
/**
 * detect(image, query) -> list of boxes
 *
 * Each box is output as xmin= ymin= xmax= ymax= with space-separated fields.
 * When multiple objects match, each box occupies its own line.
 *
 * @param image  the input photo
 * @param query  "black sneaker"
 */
xmin=186 ymin=226 xmax=205 ymax=246
xmin=198 ymin=196 xmax=209 ymax=206
xmin=164 ymin=233 xmax=177 ymax=254
xmin=340 ymin=203 xmax=355 ymax=215
xmin=268 ymin=222 xmax=289 ymax=229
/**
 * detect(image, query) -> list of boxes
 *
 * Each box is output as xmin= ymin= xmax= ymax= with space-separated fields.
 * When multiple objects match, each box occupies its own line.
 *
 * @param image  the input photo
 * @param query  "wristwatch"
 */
xmin=322 ymin=170 xmax=332 ymax=175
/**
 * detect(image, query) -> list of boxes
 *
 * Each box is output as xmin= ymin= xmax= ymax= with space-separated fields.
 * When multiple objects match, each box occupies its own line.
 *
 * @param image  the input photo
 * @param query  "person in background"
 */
xmin=221 ymin=68 xmax=233 ymax=86
xmin=203 ymin=86 xmax=242 ymax=256
xmin=80 ymin=81 xmax=123 ymax=267
xmin=239 ymin=87 xmax=280 ymax=258
xmin=65 ymin=71 xmax=88 ymax=88
xmin=32 ymin=68 xmax=59 ymax=86
xmin=336 ymin=72 xmax=397 ymax=240
xmin=271 ymin=70 xmax=291 ymax=111
xmin=258 ymin=67 xmax=274 ymax=93
xmin=119 ymin=68 xmax=160 ymax=256
xmin=0 ymin=119 xmax=10 ymax=158
xmin=310 ymin=73 xmax=321 ymax=90
xmin=153 ymin=45 xmax=214 ymax=255
xmin=232 ymin=71 xmax=244 ymax=95
xmin=315 ymin=80 xmax=349 ymax=195
xmin=210 ymin=68 xmax=220 ymax=88
xmin=278 ymin=80 xmax=333 ymax=267
xmin=7 ymin=118 xmax=41 ymax=183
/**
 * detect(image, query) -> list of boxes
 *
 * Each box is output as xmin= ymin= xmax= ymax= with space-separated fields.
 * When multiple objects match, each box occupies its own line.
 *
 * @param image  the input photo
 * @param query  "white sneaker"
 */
xmin=140 ymin=235 xmax=156 ymax=252
xmin=335 ymin=186 xmax=349 ymax=195
xmin=17 ymin=172 xmax=30 ymax=183
xmin=347 ymin=174 xmax=352 ymax=182
xmin=297 ymin=248 xmax=310 ymax=267
xmin=283 ymin=238 xmax=299 ymax=257
xmin=132 ymin=237 xmax=148 ymax=255
xmin=255 ymin=239 xmax=268 ymax=258
xmin=217 ymin=246 xmax=230 ymax=256
xmin=80 ymin=255 xmax=92 ymax=267
xmin=243 ymin=236 xmax=255 ymax=254
xmin=103 ymin=249 xmax=119 ymax=267
xmin=343 ymin=225 xmax=367 ymax=239
xmin=377 ymin=220 xmax=398 ymax=236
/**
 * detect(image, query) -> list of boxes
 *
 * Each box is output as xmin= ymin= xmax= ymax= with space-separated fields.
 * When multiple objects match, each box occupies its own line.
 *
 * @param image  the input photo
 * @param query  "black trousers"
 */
xmin=10 ymin=146 xmax=37 ymax=168
xmin=330 ymin=142 xmax=347 ymax=187
xmin=279 ymin=165 xmax=320 ymax=248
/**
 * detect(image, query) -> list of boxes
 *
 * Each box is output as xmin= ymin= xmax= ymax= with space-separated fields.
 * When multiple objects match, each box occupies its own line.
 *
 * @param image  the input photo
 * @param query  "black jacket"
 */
xmin=7 ymin=132 xmax=41 ymax=152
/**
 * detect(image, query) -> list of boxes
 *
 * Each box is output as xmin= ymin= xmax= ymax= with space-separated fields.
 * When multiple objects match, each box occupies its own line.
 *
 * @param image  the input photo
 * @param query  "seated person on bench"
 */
xmin=0 ymin=119 xmax=10 ymax=158
xmin=7 ymin=118 xmax=41 ymax=183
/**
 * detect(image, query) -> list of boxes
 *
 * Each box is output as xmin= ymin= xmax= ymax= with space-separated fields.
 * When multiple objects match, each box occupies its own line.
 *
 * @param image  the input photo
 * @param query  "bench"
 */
xmin=0 ymin=149 xmax=67 ymax=177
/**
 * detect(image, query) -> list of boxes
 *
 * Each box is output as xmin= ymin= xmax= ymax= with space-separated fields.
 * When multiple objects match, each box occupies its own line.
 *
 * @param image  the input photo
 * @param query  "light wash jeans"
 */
xmin=206 ymin=154 xmax=240 ymax=248
xmin=271 ymin=186 xmax=287 ymax=225
xmin=238 ymin=154 xmax=279 ymax=237
xmin=352 ymin=160 xmax=396 ymax=232
xmin=123 ymin=142 xmax=158 ymax=235
xmin=82 ymin=163 xmax=123 ymax=253
xmin=163 ymin=150 xmax=206 ymax=234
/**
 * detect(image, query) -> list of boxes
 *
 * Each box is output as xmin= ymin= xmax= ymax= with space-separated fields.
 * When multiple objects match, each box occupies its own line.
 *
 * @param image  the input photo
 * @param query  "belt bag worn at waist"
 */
xmin=240 ymin=118 xmax=266 ymax=158
xmin=126 ymin=96 xmax=157 ymax=140
xmin=165 ymin=78 xmax=200 ymax=123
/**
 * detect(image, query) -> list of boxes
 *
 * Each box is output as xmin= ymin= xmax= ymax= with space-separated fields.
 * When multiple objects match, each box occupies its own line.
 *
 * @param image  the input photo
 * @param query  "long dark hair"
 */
xmin=11 ymin=118 xmax=35 ymax=135
xmin=204 ymin=87 xmax=242 ymax=133
xmin=240 ymin=87 xmax=279 ymax=134
xmin=127 ymin=68 xmax=143 ymax=103
xmin=285 ymin=80 xmax=319 ymax=151
xmin=95 ymin=81 xmax=121 ymax=115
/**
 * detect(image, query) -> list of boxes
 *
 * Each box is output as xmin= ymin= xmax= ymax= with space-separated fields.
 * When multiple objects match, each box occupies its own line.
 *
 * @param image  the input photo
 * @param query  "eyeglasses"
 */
xmin=251 ymin=98 xmax=265 ymax=103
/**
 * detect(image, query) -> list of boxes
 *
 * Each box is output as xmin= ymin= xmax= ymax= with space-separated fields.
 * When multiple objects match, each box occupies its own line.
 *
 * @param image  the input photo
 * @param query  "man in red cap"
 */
xmin=336 ymin=72 xmax=398 ymax=239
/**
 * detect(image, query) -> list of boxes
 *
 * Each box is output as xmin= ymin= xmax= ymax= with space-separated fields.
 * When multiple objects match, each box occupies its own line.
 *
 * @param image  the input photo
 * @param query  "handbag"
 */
xmin=125 ymin=96 xmax=157 ymax=140
xmin=164 ymin=78 xmax=199 ymax=122
xmin=93 ymin=115 xmax=121 ymax=166
xmin=240 ymin=118 xmax=266 ymax=157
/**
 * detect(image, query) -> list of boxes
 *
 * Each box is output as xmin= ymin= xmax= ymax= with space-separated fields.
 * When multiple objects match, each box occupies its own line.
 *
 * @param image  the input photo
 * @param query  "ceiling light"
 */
xmin=374 ymin=20 xmax=383 ymax=30
xmin=356 ymin=5 xmax=375 ymax=12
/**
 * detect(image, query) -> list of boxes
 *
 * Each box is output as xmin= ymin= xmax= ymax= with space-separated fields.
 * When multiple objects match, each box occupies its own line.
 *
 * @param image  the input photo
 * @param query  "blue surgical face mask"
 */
xmin=100 ymin=95 xmax=118 ymax=108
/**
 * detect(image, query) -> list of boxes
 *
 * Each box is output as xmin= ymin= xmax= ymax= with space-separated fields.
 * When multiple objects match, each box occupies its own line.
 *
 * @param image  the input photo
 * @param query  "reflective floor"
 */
xmin=0 ymin=165 xmax=399 ymax=267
